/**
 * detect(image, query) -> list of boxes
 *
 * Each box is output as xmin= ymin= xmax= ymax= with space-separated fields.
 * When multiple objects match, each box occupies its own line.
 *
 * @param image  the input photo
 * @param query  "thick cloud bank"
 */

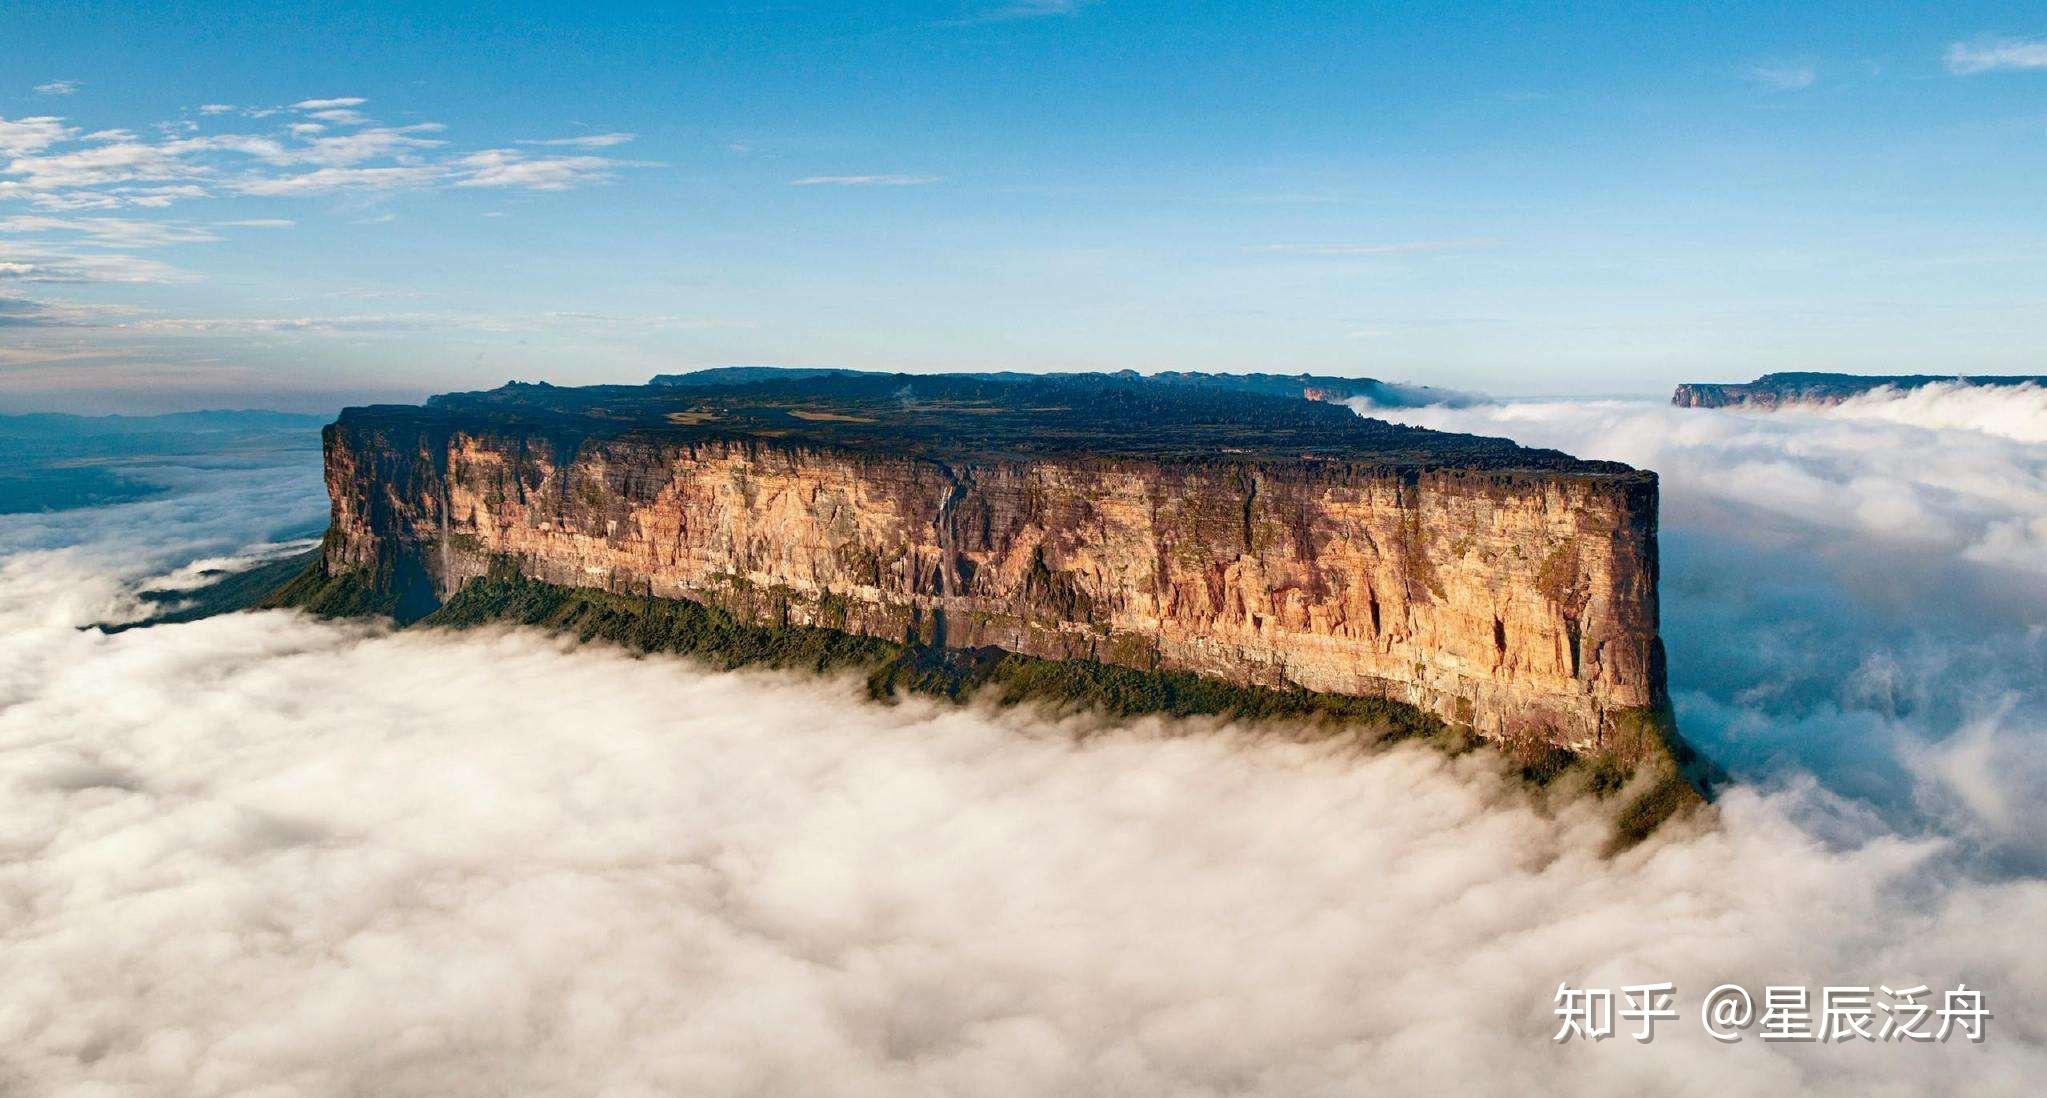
xmin=1365 ymin=394 xmax=2047 ymax=871
xmin=2 ymin=408 xmax=2043 ymax=1096
xmin=1826 ymin=381 xmax=2047 ymax=445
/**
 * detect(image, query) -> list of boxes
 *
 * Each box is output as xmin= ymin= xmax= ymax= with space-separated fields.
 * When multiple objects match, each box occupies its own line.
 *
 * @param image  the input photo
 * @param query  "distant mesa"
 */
xmin=1672 ymin=371 xmax=2047 ymax=410
xmin=649 ymin=366 xmax=1481 ymax=410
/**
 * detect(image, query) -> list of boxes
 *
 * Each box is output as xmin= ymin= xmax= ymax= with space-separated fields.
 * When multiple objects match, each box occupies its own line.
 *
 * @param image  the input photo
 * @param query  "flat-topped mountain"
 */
xmin=1674 ymin=371 xmax=2047 ymax=409
xmin=287 ymin=369 xmax=1676 ymax=775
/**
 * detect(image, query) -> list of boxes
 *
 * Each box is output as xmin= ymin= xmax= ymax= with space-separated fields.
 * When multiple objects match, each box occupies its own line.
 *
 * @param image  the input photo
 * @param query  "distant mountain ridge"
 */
xmin=648 ymin=366 xmax=1476 ymax=409
xmin=0 ymin=409 xmax=326 ymax=436
xmin=1673 ymin=372 xmax=2047 ymax=409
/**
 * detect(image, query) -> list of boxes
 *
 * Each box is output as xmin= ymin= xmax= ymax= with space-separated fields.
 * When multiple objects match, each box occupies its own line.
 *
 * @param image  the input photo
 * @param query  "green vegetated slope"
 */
xmin=98 ymin=548 xmax=323 ymax=633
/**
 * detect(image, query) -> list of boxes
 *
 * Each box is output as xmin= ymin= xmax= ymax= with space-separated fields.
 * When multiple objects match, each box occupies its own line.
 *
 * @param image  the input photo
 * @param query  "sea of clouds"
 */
xmin=1 ymin=391 xmax=2042 ymax=1096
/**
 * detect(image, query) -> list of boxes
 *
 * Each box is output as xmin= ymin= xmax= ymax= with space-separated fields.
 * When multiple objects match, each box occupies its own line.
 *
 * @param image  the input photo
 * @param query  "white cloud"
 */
xmin=218 ymin=218 xmax=296 ymax=229
xmin=947 ymin=0 xmax=1096 ymax=24
xmin=0 ymin=292 xmax=121 ymax=328
xmin=1744 ymin=63 xmax=1818 ymax=91
xmin=0 ymin=115 xmax=75 ymax=155
xmin=33 ymin=80 xmax=81 ymax=97
xmin=452 ymin=149 xmax=627 ymax=190
xmin=234 ymin=165 xmax=444 ymax=196
xmin=1 ymin=103 xmax=647 ymax=210
xmin=120 ymin=184 xmax=210 ymax=208
xmin=1945 ymin=37 xmax=2047 ymax=75
xmin=124 ymin=308 xmax=738 ymax=337
xmin=1820 ymin=380 xmax=2047 ymax=444
xmin=0 ymin=215 xmax=220 ymax=247
xmin=1370 ymin=393 xmax=2047 ymax=870
xmin=289 ymin=96 xmax=368 ymax=110
xmin=517 ymin=132 xmax=636 ymax=148
xmin=305 ymin=108 xmax=370 ymax=126
xmin=1250 ymin=238 xmax=1498 ymax=256
xmin=196 ymin=104 xmax=237 ymax=115
xmin=789 ymin=174 xmax=943 ymax=187
xmin=0 ymin=434 xmax=2043 ymax=1094
xmin=2 ymin=139 xmax=190 ymax=190
xmin=129 ymin=313 xmax=446 ymax=334
xmin=0 ymin=243 xmax=194 ymax=283
xmin=292 ymin=124 xmax=447 ymax=167
xmin=1373 ymin=393 xmax=2047 ymax=577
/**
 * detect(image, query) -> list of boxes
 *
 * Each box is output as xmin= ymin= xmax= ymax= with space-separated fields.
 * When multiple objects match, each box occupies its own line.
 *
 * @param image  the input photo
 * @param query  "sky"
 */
xmin=4 ymin=1 xmax=2047 ymax=413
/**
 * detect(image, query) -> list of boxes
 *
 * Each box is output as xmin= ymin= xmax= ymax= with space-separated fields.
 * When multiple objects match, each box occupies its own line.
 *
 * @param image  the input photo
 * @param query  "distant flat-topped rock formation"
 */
xmin=651 ymin=366 xmax=1478 ymax=409
xmin=1673 ymin=371 xmax=2047 ymax=409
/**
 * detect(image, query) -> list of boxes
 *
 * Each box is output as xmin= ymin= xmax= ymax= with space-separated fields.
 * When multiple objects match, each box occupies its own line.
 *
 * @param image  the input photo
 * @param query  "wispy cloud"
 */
xmin=0 ymin=216 xmax=221 ymax=247
xmin=1945 ymin=37 xmax=2047 ymax=75
xmin=0 ymin=101 xmax=651 ymax=209
xmin=305 ymin=108 xmax=369 ymax=125
xmin=125 ymin=309 xmax=745 ymax=337
xmin=518 ymin=132 xmax=636 ymax=148
xmin=0 ymin=116 xmax=74 ymax=156
xmin=789 ymin=174 xmax=943 ymax=187
xmin=0 ymin=97 xmax=651 ymax=317
xmin=0 ymin=293 xmax=111 ymax=328
xmin=945 ymin=0 xmax=1095 ymax=25
xmin=233 ymin=165 xmax=443 ymax=197
xmin=453 ymin=150 xmax=642 ymax=190
xmin=288 ymin=124 xmax=447 ymax=166
xmin=1248 ymin=238 xmax=1500 ymax=257
xmin=0 ymin=243 xmax=194 ymax=283
xmin=33 ymin=80 xmax=82 ymax=97
xmin=1743 ymin=63 xmax=1818 ymax=91
xmin=128 ymin=313 xmax=448 ymax=335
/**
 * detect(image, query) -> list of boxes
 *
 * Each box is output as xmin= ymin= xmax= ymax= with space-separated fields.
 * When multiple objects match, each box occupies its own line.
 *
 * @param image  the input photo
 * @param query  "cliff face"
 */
xmin=318 ymin=373 xmax=1666 ymax=754
xmin=1675 ymin=372 xmax=2047 ymax=409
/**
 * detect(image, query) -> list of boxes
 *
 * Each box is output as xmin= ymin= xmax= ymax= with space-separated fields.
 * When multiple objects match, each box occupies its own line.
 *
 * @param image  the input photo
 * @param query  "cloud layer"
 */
xmin=2 ymin=399 xmax=2043 ymax=1095
xmin=1365 ymin=392 xmax=2047 ymax=870
xmin=0 ymin=95 xmax=652 ymax=307
xmin=0 ymin=97 xmax=649 ymax=214
xmin=1946 ymin=37 xmax=2047 ymax=75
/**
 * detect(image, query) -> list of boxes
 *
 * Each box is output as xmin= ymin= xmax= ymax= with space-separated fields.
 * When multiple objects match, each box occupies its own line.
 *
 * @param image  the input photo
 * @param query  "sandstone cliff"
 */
xmin=311 ymin=372 xmax=1667 ymax=756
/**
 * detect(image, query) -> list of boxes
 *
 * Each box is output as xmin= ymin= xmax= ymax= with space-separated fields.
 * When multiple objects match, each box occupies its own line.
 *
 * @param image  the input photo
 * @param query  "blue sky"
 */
xmin=4 ymin=0 xmax=2046 ymax=412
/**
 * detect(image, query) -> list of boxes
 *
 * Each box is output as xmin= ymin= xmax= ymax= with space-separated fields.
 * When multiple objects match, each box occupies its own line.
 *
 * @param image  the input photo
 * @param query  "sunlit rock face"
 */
xmin=321 ymin=372 xmax=1665 ymax=752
